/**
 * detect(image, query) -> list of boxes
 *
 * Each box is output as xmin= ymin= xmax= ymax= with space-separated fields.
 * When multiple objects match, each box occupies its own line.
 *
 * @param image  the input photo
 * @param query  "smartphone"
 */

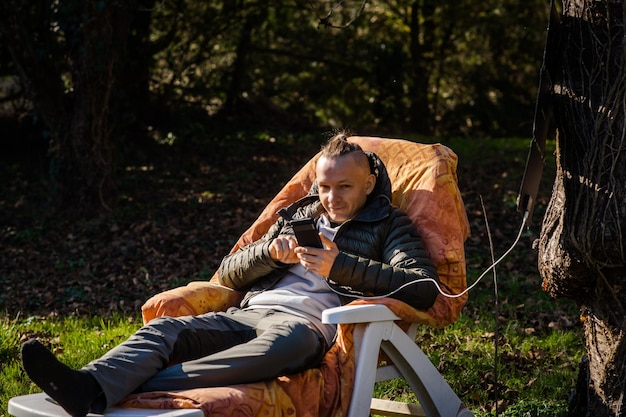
xmin=291 ymin=218 xmax=323 ymax=248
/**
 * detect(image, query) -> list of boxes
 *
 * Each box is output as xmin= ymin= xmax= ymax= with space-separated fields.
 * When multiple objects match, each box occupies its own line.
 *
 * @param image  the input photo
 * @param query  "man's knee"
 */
xmin=274 ymin=322 xmax=325 ymax=362
xmin=133 ymin=316 xmax=192 ymax=344
xmin=289 ymin=322 xmax=322 ymax=345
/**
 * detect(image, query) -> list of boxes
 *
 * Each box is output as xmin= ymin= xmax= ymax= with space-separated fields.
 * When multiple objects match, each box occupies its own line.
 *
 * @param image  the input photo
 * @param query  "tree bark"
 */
xmin=408 ymin=0 xmax=435 ymax=134
xmin=56 ymin=0 xmax=119 ymax=213
xmin=538 ymin=0 xmax=626 ymax=415
xmin=0 ymin=0 xmax=151 ymax=215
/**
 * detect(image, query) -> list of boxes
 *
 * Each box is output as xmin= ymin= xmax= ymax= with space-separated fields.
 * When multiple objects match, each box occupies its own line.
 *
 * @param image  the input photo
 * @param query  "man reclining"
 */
xmin=21 ymin=133 xmax=440 ymax=417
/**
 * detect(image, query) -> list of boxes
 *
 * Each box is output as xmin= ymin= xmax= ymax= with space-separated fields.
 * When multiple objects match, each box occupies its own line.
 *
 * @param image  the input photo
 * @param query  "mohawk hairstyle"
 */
xmin=320 ymin=132 xmax=364 ymax=159
xmin=319 ymin=132 xmax=376 ymax=176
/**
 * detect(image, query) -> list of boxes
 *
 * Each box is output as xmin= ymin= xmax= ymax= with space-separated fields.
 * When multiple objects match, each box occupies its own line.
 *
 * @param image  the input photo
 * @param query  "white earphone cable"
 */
xmin=327 ymin=211 xmax=529 ymax=300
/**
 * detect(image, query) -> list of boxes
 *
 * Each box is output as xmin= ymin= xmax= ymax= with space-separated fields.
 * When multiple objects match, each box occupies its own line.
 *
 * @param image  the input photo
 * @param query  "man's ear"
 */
xmin=365 ymin=174 xmax=376 ymax=195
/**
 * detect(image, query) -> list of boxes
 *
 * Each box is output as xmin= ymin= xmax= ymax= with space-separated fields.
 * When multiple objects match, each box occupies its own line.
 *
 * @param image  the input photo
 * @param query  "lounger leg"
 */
xmin=346 ymin=321 xmax=392 ymax=417
xmin=381 ymin=324 xmax=474 ymax=417
xmin=323 ymin=305 xmax=473 ymax=417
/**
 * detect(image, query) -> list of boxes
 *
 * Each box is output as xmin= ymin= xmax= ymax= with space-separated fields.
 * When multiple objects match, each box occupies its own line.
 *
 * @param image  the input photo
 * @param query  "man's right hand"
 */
xmin=269 ymin=235 xmax=299 ymax=264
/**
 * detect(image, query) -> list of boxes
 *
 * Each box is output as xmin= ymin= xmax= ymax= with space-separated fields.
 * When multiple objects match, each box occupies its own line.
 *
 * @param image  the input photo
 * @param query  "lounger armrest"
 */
xmin=322 ymin=304 xmax=400 ymax=324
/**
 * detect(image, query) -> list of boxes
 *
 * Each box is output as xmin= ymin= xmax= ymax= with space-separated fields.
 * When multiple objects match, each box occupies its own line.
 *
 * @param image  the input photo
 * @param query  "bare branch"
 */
xmin=312 ymin=0 xmax=369 ymax=29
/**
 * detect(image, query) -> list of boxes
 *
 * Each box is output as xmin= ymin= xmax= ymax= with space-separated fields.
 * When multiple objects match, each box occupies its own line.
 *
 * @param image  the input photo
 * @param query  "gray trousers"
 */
xmin=83 ymin=308 xmax=326 ymax=410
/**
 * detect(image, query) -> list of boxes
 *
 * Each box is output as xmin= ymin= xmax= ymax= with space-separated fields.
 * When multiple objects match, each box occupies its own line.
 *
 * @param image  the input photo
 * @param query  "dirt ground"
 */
xmin=0 ymin=135 xmax=553 ymax=320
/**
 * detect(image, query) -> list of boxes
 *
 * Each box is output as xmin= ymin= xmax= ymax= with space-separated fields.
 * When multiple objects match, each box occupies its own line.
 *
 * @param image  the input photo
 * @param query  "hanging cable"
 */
xmin=327 ymin=210 xmax=530 ymax=300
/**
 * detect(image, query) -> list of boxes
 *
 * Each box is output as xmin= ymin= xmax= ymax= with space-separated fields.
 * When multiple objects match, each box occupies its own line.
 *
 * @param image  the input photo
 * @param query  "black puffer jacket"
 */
xmin=218 ymin=152 xmax=440 ymax=311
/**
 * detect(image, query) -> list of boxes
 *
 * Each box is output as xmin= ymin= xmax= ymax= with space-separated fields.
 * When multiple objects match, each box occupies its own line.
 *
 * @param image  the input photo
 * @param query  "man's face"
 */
xmin=315 ymin=154 xmax=376 ymax=224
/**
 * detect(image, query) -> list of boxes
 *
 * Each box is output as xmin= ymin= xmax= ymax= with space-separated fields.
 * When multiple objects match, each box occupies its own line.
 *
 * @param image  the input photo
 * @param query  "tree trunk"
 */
xmin=408 ymin=0 xmax=435 ymax=134
xmin=222 ymin=4 xmax=269 ymax=115
xmin=1 ymin=1 xmax=150 ymax=215
xmin=54 ymin=0 xmax=119 ymax=213
xmin=538 ymin=0 xmax=626 ymax=415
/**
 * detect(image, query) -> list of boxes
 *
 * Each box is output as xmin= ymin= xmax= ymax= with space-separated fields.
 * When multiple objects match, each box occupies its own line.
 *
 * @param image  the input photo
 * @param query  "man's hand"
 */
xmin=295 ymin=233 xmax=339 ymax=277
xmin=269 ymin=235 xmax=299 ymax=264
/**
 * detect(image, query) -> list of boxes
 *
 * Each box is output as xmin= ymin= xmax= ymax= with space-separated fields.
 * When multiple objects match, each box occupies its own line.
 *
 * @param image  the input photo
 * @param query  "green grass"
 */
xmin=371 ymin=311 xmax=583 ymax=416
xmin=0 ymin=315 xmax=142 ymax=416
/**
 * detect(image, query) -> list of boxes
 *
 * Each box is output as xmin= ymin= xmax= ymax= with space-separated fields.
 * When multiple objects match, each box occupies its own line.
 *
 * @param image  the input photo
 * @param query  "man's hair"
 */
xmin=320 ymin=132 xmax=364 ymax=159
xmin=319 ymin=133 xmax=374 ymax=175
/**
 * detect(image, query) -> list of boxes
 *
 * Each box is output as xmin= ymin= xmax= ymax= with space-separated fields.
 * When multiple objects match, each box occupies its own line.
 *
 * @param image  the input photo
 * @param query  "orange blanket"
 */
xmin=120 ymin=137 xmax=470 ymax=417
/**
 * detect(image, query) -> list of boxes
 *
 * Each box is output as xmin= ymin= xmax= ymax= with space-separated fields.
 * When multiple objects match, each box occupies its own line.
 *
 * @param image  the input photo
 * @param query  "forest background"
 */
xmin=0 ymin=1 xmax=583 ymax=416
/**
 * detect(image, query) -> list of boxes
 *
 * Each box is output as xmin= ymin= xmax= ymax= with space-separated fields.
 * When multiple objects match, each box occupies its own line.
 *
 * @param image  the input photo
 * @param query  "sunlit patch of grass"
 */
xmin=0 ymin=314 xmax=142 ymax=415
xmin=369 ymin=291 xmax=584 ymax=416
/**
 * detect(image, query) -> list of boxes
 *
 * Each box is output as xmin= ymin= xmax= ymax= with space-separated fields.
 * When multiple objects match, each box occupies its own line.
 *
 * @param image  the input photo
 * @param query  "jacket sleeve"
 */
xmin=328 ymin=210 xmax=440 ymax=311
xmin=217 ymin=218 xmax=290 ymax=290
